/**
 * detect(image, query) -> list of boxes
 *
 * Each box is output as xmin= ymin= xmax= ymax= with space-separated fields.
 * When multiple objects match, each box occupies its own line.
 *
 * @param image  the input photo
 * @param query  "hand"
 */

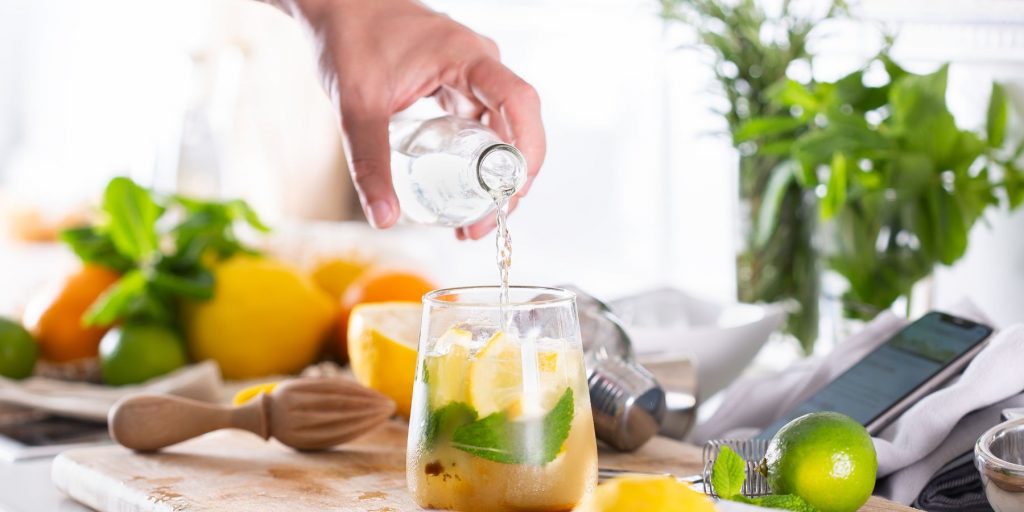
xmin=274 ymin=0 xmax=546 ymax=239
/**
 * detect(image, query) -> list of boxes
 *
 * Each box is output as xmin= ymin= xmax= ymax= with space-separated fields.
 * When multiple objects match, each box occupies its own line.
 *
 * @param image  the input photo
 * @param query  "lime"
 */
xmin=0 ymin=317 xmax=38 ymax=379
xmin=763 ymin=412 xmax=877 ymax=512
xmin=100 ymin=323 xmax=187 ymax=386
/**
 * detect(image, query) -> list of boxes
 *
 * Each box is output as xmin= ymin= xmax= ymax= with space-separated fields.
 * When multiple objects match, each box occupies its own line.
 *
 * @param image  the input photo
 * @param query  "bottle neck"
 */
xmin=476 ymin=143 xmax=527 ymax=199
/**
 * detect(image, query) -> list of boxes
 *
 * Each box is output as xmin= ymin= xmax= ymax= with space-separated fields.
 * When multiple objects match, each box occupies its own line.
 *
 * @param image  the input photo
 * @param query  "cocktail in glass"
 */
xmin=407 ymin=286 xmax=597 ymax=511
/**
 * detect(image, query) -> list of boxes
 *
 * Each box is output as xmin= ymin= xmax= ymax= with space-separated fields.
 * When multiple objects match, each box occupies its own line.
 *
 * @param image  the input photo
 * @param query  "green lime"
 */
xmin=100 ymin=323 xmax=187 ymax=386
xmin=763 ymin=412 xmax=877 ymax=512
xmin=0 ymin=317 xmax=38 ymax=379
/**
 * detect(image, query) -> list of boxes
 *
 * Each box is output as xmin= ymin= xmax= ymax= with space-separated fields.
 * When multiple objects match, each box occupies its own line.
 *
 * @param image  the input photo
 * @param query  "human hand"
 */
xmin=273 ymin=0 xmax=545 ymax=239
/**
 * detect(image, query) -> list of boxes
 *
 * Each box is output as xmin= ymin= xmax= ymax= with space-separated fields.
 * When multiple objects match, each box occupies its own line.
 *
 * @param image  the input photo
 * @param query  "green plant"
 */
xmin=741 ymin=58 xmax=1024 ymax=318
xmin=60 ymin=177 xmax=269 ymax=327
xmin=660 ymin=0 xmax=847 ymax=352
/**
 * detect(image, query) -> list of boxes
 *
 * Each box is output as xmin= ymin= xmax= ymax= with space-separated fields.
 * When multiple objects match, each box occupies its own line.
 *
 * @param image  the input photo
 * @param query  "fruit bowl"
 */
xmin=976 ymin=418 xmax=1024 ymax=512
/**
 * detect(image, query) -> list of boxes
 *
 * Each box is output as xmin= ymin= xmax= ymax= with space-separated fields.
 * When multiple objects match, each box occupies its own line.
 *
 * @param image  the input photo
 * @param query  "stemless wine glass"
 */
xmin=407 ymin=286 xmax=598 ymax=512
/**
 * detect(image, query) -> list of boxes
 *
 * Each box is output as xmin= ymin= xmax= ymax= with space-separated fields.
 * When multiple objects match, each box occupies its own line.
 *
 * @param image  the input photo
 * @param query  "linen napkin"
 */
xmin=690 ymin=300 xmax=1024 ymax=505
xmin=0 ymin=361 xmax=222 ymax=422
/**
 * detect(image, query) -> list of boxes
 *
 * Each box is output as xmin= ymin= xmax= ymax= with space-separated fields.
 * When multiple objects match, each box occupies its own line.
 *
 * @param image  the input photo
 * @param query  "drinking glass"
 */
xmin=407 ymin=286 xmax=597 ymax=512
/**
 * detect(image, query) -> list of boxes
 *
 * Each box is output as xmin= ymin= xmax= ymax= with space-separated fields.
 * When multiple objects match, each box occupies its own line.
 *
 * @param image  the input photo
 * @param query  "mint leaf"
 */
xmin=452 ymin=387 xmax=574 ymax=465
xmin=83 ymin=270 xmax=148 ymax=327
xmin=711 ymin=445 xmax=745 ymax=499
xmin=59 ymin=226 xmax=135 ymax=272
xmin=751 ymin=494 xmax=818 ymax=512
xmin=426 ymin=402 xmax=477 ymax=449
xmin=102 ymin=177 xmax=163 ymax=263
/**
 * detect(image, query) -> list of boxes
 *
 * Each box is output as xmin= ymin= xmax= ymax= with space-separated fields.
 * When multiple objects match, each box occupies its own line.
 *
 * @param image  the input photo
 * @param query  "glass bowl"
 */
xmin=976 ymin=418 xmax=1024 ymax=511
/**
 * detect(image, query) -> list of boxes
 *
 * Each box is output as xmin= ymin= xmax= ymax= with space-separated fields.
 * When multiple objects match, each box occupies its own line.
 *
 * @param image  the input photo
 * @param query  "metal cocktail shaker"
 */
xmin=564 ymin=286 xmax=667 ymax=451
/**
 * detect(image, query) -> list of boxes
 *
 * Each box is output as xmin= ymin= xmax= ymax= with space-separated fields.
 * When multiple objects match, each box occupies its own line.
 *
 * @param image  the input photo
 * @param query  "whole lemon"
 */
xmin=183 ymin=257 xmax=334 ymax=379
xmin=764 ymin=412 xmax=877 ymax=512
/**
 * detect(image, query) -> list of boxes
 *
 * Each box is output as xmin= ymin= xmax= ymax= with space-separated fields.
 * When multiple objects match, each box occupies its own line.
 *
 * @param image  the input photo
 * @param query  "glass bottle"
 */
xmin=389 ymin=116 xmax=527 ymax=227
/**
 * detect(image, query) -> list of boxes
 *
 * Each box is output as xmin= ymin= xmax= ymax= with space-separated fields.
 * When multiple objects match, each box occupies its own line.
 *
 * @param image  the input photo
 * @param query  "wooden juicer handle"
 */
xmin=108 ymin=394 xmax=269 ymax=452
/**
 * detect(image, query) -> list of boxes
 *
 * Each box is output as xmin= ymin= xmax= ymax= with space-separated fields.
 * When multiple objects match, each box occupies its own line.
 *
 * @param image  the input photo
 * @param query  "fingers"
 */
xmin=465 ymin=58 xmax=546 ymax=187
xmin=340 ymin=107 xmax=399 ymax=229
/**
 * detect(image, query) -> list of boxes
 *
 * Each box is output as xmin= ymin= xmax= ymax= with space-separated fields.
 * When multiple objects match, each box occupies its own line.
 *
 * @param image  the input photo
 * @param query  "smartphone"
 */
xmin=758 ymin=311 xmax=993 ymax=438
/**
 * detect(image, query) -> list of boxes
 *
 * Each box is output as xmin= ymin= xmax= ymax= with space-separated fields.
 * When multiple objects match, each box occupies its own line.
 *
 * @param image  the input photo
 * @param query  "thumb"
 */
xmin=341 ymin=108 xmax=399 ymax=228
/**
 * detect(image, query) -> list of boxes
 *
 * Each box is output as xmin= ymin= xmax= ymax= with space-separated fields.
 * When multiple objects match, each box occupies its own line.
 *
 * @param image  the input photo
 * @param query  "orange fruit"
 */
xmin=23 ymin=264 xmax=121 ymax=363
xmin=336 ymin=270 xmax=435 ymax=362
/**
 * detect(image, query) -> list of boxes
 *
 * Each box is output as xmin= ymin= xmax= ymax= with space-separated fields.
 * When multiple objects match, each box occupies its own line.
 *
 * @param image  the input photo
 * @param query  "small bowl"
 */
xmin=976 ymin=418 xmax=1024 ymax=511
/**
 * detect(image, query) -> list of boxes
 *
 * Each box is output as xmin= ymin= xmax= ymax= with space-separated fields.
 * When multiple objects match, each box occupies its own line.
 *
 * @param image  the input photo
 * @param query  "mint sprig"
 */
xmin=61 ymin=177 xmax=268 ymax=328
xmin=710 ymin=445 xmax=818 ymax=512
xmin=449 ymin=387 xmax=574 ymax=465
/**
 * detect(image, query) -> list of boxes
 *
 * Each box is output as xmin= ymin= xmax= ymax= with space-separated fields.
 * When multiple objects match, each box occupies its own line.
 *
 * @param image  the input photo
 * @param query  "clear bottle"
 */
xmin=389 ymin=116 xmax=527 ymax=227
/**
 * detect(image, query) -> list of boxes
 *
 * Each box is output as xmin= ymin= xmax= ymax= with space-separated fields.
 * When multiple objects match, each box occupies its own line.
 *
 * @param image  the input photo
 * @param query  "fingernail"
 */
xmin=368 ymin=200 xmax=394 ymax=228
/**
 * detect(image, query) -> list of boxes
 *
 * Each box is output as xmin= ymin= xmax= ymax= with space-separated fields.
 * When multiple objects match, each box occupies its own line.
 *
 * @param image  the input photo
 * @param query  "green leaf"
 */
xmin=710 ymin=445 xmax=745 ymax=499
xmin=59 ymin=226 xmax=135 ymax=272
xmin=988 ymin=82 xmax=1009 ymax=148
xmin=821 ymin=153 xmax=848 ymax=220
xmin=226 ymin=200 xmax=271 ymax=232
xmin=751 ymin=494 xmax=818 ymax=512
xmin=768 ymin=79 xmax=820 ymax=112
xmin=102 ymin=177 xmax=162 ymax=262
xmin=150 ymin=269 xmax=214 ymax=300
xmin=452 ymin=387 xmax=573 ymax=465
xmin=425 ymin=402 xmax=477 ymax=449
xmin=735 ymin=116 xmax=807 ymax=143
xmin=1006 ymin=163 xmax=1024 ymax=209
xmin=754 ymin=161 xmax=796 ymax=248
xmin=83 ymin=270 xmax=148 ymax=327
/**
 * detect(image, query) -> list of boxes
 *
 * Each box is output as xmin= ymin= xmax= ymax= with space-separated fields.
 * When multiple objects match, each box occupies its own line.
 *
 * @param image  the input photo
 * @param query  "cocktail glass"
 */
xmin=407 ymin=286 xmax=597 ymax=512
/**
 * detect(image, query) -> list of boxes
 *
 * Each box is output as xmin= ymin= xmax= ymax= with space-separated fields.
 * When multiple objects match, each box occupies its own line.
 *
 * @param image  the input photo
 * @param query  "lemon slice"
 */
xmin=347 ymin=302 xmax=422 ymax=418
xmin=468 ymin=332 xmax=569 ymax=418
xmin=425 ymin=327 xmax=474 ymax=407
xmin=232 ymin=382 xmax=279 ymax=406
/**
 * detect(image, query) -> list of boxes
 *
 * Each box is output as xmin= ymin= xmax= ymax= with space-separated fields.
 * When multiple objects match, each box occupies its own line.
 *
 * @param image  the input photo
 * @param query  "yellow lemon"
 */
xmin=574 ymin=475 xmax=717 ymax=512
xmin=424 ymin=328 xmax=473 ymax=407
xmin=232 ymin=382 xmax=279 ymax=406
xmin=310 ymin=258 xmax=369 ymax=300
xmin=184 ymin=257 xmax=335 ymax=379
xmin=467 ymin=333 xmax=568 ymax=419
xmin=347 ymin=302 xmax=421 ymax=418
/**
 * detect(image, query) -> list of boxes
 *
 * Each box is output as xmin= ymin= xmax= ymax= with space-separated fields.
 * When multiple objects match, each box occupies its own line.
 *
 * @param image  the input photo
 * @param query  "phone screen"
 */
xmin=759 ymin=312 xmax=992 ymax=438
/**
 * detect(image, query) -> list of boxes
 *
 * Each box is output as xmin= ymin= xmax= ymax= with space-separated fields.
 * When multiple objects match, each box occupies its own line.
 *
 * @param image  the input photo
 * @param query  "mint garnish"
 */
xmin=710 ymin=444 xmax=819 ymax=511
xmin=711 ymin=445 xmax=745 ymax=499
xmin=425 ymin=401 xmax=477 ymax=449
xmin=451 ymin=387 xmax=574 ymax=465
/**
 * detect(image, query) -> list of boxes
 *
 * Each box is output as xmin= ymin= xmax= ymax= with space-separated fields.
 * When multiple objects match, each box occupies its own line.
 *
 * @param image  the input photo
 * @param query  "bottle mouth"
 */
xmin=477 ymin=143 xmax=527 ymax=198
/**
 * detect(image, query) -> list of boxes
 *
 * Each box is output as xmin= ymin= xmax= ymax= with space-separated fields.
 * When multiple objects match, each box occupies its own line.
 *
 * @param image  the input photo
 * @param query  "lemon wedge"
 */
xmin=347 ymin=302 xmax=422 ymax=418
xmin=232 ymin=382 xmax=279 ymax=406
xmin=574 ymin=475 xmax=717 ymax=512
xmin=467 ymin=332 xmax=568 ymax=418
xmin=425 ymin=328 xmax=473 ymax=407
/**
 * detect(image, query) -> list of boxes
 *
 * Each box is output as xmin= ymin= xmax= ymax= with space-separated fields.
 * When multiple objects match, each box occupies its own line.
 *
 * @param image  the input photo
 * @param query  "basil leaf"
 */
xmin=103 ymin=177 xmax=162 ymax=262
xmin=988 ymin=82 xmax=1008 ymax=148
xmin=83 ymin=270 xmax=148 ymax=327
xmin=710 ymin=445 xmax=745 ymax=499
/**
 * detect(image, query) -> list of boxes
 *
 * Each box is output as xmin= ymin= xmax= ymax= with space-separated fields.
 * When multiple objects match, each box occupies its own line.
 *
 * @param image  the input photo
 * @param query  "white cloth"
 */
xmin=690 ymin=300 xmax=1024 ymax=505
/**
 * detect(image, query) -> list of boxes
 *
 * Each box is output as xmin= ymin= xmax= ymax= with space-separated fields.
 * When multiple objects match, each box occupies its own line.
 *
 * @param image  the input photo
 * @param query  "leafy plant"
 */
xmin=742 ymin=58 xmax=1024 ymax=318
xmin=660 ymin=0 xmax=847 ymax=352
xmin=60 ymin=177 xmax=269 ymax=327
xmin=711 ymin=445 xmax=817 ymax=511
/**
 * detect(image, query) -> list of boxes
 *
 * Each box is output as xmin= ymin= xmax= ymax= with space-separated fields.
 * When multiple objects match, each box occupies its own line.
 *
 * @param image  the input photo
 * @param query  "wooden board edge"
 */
xmin=52 ymin=450 xmax=174 ymax=512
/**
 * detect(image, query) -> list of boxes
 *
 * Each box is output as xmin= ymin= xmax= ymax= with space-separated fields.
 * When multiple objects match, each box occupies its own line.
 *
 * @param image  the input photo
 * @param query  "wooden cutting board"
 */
xmin=52 ymin=420 xmax=912 ymax=511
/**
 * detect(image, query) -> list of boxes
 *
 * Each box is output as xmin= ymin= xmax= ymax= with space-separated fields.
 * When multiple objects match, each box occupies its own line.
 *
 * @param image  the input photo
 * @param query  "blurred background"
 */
xmin=1 ymin=0 xmax=1023 ymax=341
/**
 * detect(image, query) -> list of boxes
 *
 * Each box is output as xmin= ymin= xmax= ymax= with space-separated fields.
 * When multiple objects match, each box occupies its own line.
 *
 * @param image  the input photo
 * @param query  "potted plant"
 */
xmin=659 ymin=0 xmax=847 ymax=352
xmin=741 ymin=56 xmax=1024 ymax=323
